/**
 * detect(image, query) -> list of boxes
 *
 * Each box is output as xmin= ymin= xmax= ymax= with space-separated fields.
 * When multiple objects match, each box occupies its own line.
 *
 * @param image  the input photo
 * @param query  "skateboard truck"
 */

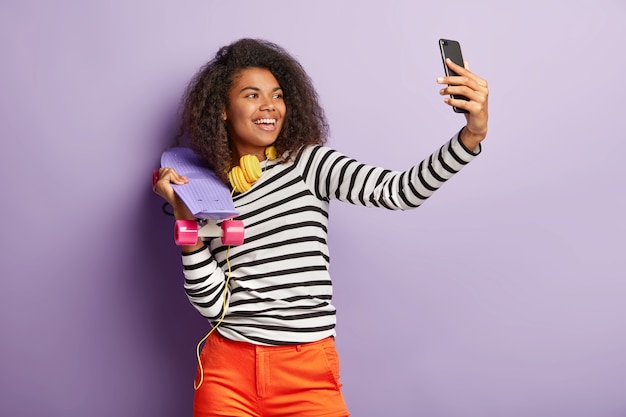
xmin=174 ymin=219 xmax=244 ymax=246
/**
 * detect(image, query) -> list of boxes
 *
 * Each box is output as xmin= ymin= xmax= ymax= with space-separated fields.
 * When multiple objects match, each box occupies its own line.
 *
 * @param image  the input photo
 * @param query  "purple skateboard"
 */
xmin=157 ymin=147 xmax=244 ymax=246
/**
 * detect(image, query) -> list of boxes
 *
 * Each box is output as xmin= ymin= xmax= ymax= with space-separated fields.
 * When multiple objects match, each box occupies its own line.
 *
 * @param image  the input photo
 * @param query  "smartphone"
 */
xmin=439 ymin=38 xmax=468 ymax=113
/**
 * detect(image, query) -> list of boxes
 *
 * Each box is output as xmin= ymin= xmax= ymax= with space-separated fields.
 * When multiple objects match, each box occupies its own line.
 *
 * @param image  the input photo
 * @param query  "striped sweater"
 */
xmin=181 ymin=132 xmax=480 ymax=345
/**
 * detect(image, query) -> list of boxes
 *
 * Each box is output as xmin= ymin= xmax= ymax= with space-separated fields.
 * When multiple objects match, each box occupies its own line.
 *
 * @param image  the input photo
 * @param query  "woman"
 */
xmin=154 ymin=38 xmax=489 ymax=417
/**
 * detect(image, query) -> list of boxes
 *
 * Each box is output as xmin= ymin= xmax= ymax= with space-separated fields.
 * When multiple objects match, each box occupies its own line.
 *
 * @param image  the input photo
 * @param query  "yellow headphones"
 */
xmin=228 ymin=146 xmax=277 ymax=193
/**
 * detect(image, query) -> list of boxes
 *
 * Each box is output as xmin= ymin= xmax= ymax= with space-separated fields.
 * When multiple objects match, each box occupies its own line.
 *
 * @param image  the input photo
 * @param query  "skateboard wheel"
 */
xmin=221 ymin=220 xmax=244 ymax=245
xmin=152 ymin=169 xmax=159 ymax=190
xmin=174 ymin=220 xmax=199 ymax=246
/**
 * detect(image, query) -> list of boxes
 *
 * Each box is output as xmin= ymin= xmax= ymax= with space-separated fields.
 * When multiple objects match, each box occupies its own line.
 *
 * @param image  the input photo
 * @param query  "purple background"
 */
xmin=1 ymin=1 xmax=625 ymax=416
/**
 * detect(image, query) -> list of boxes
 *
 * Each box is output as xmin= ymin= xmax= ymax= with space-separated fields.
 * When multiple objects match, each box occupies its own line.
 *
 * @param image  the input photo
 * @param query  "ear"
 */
xmin=222 ymin=110 xmax=227 ymax=121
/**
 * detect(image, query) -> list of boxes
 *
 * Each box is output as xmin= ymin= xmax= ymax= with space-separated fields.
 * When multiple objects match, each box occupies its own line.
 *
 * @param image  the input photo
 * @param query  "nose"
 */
xmin=260 ymin=95 xmax=275 ymax=112
xmin=260 ymin=103 xmax=275 ymax=112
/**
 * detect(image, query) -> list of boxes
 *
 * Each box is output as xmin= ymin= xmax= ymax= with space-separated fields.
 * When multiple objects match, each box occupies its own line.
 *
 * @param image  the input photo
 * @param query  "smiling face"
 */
xmin=223 ymin=67 xmax=286 ymax=163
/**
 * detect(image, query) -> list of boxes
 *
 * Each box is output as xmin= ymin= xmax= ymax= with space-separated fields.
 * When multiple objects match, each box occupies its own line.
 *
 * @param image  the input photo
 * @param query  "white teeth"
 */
xmin=255 ymin=118 xmax=276 ymax=124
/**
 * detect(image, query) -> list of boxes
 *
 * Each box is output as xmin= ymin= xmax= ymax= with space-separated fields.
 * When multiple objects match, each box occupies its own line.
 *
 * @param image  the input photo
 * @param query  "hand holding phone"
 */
xmin=439 ymin=38 xmax=468 ymax=113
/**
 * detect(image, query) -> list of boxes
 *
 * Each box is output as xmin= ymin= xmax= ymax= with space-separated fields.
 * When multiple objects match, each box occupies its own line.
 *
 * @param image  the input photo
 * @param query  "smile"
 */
xmin=254 ymin=118 xmax=277 ymax=125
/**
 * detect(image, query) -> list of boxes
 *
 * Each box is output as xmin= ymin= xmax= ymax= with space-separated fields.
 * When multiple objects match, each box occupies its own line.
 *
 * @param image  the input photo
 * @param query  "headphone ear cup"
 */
xmin=265 ymin=145 xmax=277 ymax=161
xmin=239 ymin=155 xmax=262 ymax=183
xmin=228 ymin=165 xmax=251 ymax=193
xmin=228 ymin=148 xmax=276 ymax=193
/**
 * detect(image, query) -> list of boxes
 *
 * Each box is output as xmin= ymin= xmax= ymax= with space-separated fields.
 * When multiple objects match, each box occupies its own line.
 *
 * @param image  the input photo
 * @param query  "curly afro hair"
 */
xmin=176 ymin=38 xmax=329 ymax=185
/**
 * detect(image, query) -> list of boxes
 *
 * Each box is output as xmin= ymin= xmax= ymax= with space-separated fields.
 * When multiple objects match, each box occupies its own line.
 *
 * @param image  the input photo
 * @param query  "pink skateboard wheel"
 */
xmin=152 ymin=169 xmax=159 ymax=190
xmin=174 ymin=220 xmax=199 ymax=246
xmin=221 ymin=220 xmax=244 ymax=245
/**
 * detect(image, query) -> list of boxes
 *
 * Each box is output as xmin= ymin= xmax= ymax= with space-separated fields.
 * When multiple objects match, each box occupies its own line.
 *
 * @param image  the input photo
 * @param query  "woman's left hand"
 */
xmin=438 ymin=58 xmax=489 ymax=151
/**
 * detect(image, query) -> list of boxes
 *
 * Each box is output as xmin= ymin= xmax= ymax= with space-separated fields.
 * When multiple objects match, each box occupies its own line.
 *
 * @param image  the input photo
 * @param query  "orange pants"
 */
xmin=193 ymin=332 xmax=350 ymax=417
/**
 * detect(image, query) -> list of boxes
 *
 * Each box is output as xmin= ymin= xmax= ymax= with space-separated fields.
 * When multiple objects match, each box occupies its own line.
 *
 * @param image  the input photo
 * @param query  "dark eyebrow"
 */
xmin=238 ymin=86 xmax=283 ymax=94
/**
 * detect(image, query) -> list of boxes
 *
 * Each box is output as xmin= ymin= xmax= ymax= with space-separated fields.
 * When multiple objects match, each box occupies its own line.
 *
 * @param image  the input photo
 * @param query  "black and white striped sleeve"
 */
xmin=300 ymin=131 xmax=480 ymax=210
xmin=181 ymin=245 xmax=229 ymax=322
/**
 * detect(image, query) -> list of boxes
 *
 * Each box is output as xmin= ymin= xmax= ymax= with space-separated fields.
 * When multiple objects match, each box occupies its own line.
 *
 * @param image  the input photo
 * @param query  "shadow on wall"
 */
xmin=121 ymin=118 xmax=208 ymax=415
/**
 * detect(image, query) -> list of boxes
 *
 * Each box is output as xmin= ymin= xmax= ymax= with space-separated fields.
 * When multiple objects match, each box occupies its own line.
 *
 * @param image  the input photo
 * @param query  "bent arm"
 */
xmin=182 ymin=245 xmax=230 ymax=322
xmin=154 ymin=166 xmax=228 ymax=319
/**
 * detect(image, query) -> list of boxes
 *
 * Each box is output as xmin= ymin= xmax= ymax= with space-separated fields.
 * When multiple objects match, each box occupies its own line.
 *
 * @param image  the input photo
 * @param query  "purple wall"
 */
xmin=1 ymin=1 xmax=625 ymax=416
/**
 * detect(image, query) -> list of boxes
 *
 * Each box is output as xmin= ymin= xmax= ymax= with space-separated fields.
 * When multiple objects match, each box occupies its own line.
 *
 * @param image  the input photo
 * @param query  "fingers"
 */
xmin=158 ymin=167 xmax=189 ymax=186
xmin=440 ymin=58 xmax=488 ymax=88
xmin=437 ymin=59 xmax=489 ymax=112
xmin=437 ymin=82 xmax=488 ymax=115
xmin=444 ymin=84 xmax=488 ymax=118
xmin=440 ymin=83 xmax=485 ymax=105
xmin=437 ymin=58 xmax=489 ymax=140
xmin=153 ymin=167 xmax=189 ymax=202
